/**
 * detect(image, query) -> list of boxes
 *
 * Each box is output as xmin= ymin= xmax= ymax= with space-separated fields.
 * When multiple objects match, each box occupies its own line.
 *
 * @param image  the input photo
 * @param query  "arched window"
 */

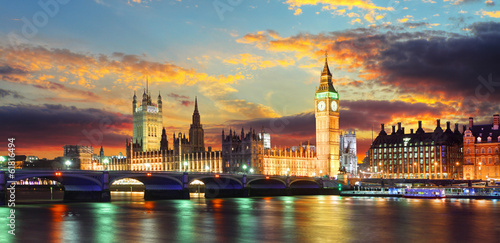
xmin=482 ymin=148 xmax=485 ymax=154
xmin=467 ymin=148 xmax=470 ymax=154
xmin=488 ymin=137 xmax=492 ymax=142
xmin=488 ymin=148 xmax=492 ymax=154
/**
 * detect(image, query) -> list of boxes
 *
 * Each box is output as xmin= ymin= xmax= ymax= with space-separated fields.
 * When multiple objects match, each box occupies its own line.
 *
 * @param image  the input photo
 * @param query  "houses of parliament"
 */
xmin=92 ymin=57 xmax=343 ymax=178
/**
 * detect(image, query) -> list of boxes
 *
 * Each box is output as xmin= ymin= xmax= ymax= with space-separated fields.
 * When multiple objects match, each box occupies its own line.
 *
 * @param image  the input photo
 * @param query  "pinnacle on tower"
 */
xmin=194 ymin=96 xmax=198 ymax=112
xmin=321 ymin=51 xmax=332 ymax=77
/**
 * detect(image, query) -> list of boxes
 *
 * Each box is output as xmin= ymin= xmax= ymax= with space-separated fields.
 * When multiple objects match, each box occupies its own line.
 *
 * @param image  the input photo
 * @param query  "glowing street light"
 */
xmin=145 ymin=163 xmax=151 ymax=171
xmin=242 ymin=164 xmax=247 ymax=175
xmin=184 ymin=161 xmax=188 ymax=172
xmin=65 ymin=160 xmax=72 ymax=170
xmin=103 ymin=158 xmax=109 ymax=171
xmin=249 ymin=168 xmax=254 ymax=174
xmin=205 ymin=165 xmax=210 ymax=172
xmin=286 ymin=168 xmax=290 ymax=176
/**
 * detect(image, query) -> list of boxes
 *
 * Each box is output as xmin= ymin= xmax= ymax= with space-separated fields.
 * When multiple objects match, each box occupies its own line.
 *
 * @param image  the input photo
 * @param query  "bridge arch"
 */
xmin=247 ymin=178 xmax=287 ymax=189
xmin=110 ymin=174 xmax=183 ymax=190
xmin=14 ymin=172 xmax=103 ymax=191
xmin=191 ymin=175 xmax=243 ymax=190
xmin=289 ymin=179 xmax=321 ymax=189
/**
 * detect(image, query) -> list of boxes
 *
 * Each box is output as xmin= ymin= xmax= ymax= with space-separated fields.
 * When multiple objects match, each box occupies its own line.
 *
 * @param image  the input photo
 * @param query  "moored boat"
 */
xmin=403 ymin=188 xmax=445 ymax=198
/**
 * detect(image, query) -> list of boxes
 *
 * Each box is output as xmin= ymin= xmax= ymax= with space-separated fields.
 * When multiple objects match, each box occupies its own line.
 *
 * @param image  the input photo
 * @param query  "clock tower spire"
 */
xmin=315 ymin=53 xmax=340 ymax=178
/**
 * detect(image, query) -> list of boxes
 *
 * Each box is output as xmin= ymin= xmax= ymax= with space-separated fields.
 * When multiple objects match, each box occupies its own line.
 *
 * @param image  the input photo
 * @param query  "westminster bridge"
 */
xmin=0 ymin=170 xmax=340 ymax=204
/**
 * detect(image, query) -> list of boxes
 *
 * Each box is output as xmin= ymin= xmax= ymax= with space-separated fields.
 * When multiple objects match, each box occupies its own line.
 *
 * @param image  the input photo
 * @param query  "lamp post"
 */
xmin=145 ymin=162 xmax=151 ymax=171
xmin=184 ymin=161 xmax=188 ymax=172
xmin=249 ymin=168 xmax=254 ymax=174
xmin=242 ymin=164 xmax=247 ymax=175
xmin=65 ymin=160 xmax=72 ymax=170
xmin=0 ymin=156 xmax=5 ymax=169
xmin=205 ymin=166 xmax=210 ymax=173
xmin=286 ymin=168 xmax=290 ymax=176
xmin=103 ymin=158 xmax=109 ymax=171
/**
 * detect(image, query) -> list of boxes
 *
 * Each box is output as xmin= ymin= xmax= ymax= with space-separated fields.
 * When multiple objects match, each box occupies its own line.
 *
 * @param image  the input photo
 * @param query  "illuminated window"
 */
xmin=488 ymin=148 xmax=492 ymax=153
xmin=482 ymin=148 xmax=485 ymax=154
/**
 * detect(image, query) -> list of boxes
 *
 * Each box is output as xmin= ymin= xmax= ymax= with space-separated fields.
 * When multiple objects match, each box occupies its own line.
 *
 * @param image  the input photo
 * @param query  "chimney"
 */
xmin=454 ymin=123 xmax=459 ymax=132
xmin=397 ymin=122 xmax=402 ymax=132
xmin=402 ymin=127 xmax=405 ymax=134
xmin=436 ymin=119 xmax=441 ymax=128
xmin=418 ymin=121 xmax=422 ymax=128
xmin=469 ymin=117 xmax=473 ymax=129
xmin=410 ymin=129 xmax=414 ymax=134
xmin=392 ymin=125 xmax=396 ymax=134
xmin=494 ymin=114 xmax=499 ymax=130
xmin=446 ymin=121 xmax=451 ymax=131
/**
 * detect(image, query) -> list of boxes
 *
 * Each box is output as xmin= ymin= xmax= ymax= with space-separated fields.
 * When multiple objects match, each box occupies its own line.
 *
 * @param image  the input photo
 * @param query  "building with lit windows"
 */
xmin=94 ymin=84 xmax=222 ymax=172
xmin=63 ymin=145 xmax=94 ymax=170
xmin=340 ymin=129 xmax=358 ymax=176
xmin=463 ymin=115 xmax=500 ymax=180
xmin=222 ymin=56 xmax=340 ymax=177
xmin=369 ymin=120 xmax=464 ymax=179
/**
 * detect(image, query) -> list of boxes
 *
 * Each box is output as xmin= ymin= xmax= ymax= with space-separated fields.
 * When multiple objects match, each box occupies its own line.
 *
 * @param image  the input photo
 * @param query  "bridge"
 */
xmin=0 ymin=170 xmax=339 ymax=205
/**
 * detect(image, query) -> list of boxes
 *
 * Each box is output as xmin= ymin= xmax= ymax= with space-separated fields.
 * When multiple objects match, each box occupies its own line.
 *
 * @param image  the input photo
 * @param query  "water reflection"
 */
xmin=5 ymin=196 xmax=500 ymax=242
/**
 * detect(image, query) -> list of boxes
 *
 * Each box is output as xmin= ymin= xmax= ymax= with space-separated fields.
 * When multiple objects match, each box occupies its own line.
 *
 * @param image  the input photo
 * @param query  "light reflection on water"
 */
xmin=1 ymin=195 xmax=499 ymax=242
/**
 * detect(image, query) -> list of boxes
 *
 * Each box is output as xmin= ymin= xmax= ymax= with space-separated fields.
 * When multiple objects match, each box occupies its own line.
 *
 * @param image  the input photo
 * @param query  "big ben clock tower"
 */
xmin=315 ymin=55 xmax=340 ymax=178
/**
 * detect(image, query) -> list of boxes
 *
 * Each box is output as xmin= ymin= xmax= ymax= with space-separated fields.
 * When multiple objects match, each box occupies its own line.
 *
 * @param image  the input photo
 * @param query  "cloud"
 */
xmin=216 ymin=99 xmax=281 ymax=119
xmin=237 ymin=22 xmax=500 ymax=116
xmin=444 ymin=0 xmax=480 ymax=5
xmin=284 ymin=0 xmax=394 ymax=11
xmin=0 ymin=104 xmax=132 ymax=158
xmin=478 ymin=10 xmax=500 ymax=18
xmin=485 ymin=0 xmax=495 ymax=6
xmin=0 ymin=45 xmax=244 ymax=98
xmin=167 ymin=93 xmax=194 ymax=107
xmin=223 ymin=53 xmax=295 ymax=70
xmin=0 ymin=89 xmax=24 ymax=99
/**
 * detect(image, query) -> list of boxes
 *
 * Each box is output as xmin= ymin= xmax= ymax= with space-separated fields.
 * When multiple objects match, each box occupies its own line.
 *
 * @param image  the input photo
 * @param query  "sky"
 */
xmin=0 ymin=0 xmax=499 ymax=161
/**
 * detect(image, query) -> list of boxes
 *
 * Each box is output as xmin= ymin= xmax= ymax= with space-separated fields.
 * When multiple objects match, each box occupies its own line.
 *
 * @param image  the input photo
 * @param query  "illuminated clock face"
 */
xmin=331 ymin=101 xmax=338 ymax=112
xmin=317 ymin=101 xmax=326 ymax=111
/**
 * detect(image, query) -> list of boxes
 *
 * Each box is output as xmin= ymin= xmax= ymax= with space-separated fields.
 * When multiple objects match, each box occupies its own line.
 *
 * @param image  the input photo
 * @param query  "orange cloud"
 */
xmin=216 ymin=99 xmax=281 ymax=119
xmin=0 ymin=45 xmax=245 ymax=103
xmin=478 ymin=10 xmax=500 ymax=18
xmin=223 ymin=53 xmax=295 ymax=69
xmin=284 ymin=0 xmax=393 ymax=11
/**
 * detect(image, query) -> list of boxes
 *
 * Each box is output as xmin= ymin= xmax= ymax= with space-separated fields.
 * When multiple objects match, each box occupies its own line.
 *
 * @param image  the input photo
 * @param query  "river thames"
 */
xmin=2 ymin=193 xmax=500 ymax=242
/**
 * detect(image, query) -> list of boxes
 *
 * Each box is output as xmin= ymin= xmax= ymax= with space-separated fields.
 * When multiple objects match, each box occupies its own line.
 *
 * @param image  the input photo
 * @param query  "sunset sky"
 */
xmin=1 ymin=0 xmax=499 ymax=161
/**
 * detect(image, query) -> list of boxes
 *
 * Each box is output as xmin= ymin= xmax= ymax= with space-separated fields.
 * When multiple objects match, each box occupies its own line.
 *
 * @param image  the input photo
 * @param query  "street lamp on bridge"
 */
xmin=103 ymin=158 xmax=109 ymax=171
xmin=242 ymin=164 xmax=247 ymax=175
xmin=65 ymin=160 xmax=72 ymax=170
xmin=184 ymin=161 xmax=188 ymax=172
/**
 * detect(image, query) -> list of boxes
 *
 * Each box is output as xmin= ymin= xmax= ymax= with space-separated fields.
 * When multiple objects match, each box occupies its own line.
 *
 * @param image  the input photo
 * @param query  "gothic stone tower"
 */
xmin=189 ymin=97 xmax=205 ymax=152
xmin=315 ymin=55 xmax=340 ymax=177
xmin=132 ymin=83 xmax=163 ymax=152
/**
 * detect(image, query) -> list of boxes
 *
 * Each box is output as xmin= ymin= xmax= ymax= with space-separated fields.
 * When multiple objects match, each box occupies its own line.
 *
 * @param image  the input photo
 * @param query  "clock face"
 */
xmin=317 ymin=101 xmax=326 ymax=111
xmin=331 ymin=101 xmax=338 ymax=112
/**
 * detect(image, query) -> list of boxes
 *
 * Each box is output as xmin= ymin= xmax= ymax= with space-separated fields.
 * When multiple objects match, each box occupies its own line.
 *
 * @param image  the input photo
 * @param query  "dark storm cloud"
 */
xmin=340 ymin=100 xmax=448 ymax=130
xmin=226 ymin=112 xmax=315 ymax=136
xmin=0 ymin=104 xmax=132 ymax=150
xmin=0 ymin=89 xmax=24 ymax=99
xmin=376 ymin=22 xmax=500 ymax=104
xmin=0 ymin=65 xmax=28 ymax=75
